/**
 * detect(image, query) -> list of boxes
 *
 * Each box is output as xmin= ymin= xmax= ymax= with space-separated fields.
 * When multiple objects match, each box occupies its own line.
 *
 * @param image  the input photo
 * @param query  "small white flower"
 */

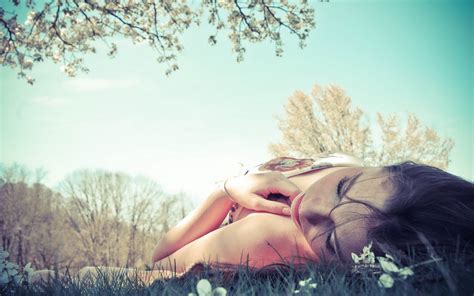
xmin=351 ymin=253 xmax=360 ymax=264
xmin=52 ymin=52 xmax=61 ymax=62
xmin=378 ymin=273 xmax=394 ymax=288
xmin=362 ymin=241 xmax=373 ymax=255
xmin=352 ymin=242 xmax=375 ymax=264
xmin=190 ymin=279 xmax=227 ymax=296
xmin=294 ymin=278 xmax=317 ymax=294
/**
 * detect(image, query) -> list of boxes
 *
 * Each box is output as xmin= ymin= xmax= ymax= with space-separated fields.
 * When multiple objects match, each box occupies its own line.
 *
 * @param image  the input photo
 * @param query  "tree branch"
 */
xmin=234 ymin=0 xmax=259 ymax=34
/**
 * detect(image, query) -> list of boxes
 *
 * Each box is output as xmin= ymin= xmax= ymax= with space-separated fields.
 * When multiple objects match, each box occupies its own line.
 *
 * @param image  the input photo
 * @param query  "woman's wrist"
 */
xmin=215 ymin=177 xmax=237 ymax=203
xmin=221 ymin=177 xmax=237 ymax=202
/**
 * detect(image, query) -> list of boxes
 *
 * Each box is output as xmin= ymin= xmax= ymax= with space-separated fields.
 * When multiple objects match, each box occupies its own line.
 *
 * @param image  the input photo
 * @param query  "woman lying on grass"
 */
xmin=150 ymin=153 xmax=474 ymax=279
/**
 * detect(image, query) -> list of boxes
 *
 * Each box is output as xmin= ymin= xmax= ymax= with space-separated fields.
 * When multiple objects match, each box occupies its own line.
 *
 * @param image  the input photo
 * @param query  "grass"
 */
xmin=3 ymin=250 xmax=474 ymax=295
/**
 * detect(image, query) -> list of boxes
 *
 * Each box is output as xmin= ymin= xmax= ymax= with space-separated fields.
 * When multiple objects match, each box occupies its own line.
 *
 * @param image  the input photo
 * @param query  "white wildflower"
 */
xmin=189 ymin=279 xmax=227 ymax=296
xmin=294 ymin=277 xmax=317 ymax=294
xmin=351 ymin=241 xmax=375 ymax=264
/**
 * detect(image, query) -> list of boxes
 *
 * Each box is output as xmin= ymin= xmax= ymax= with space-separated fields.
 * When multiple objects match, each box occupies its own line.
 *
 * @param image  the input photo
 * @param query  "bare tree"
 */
xmin=0 ymin=163 xmax=75 ymax=269
xmin=0 ymin=163 xmax=194 ymax=270
xmin=59 ymin=169 xmax=190 ymax=268
xmin=270 ymin=84 xmax=454 ymax=169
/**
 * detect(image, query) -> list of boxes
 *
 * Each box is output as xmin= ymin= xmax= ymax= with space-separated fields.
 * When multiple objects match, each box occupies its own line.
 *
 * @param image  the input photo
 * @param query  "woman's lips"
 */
xmin=290 ymin=191 xmax=305 ymax=230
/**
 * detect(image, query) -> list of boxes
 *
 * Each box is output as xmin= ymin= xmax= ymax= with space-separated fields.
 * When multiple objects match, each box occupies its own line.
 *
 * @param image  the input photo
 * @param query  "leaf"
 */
xmin=212 ymin=287 xmax=227 ymax=296
xmin=378 ymin=257 xmax=399 ymax=273
xmin=197 ymin=279 xmax=212 ymax=296
xmin=378 ymin=273 xmax=394 ymax=288
xmin=0 ymin=250 xmax=9 ymax=259
xmin=13 ymin=274 xmax=23 ymax=285
xmin=7 ymin=268 xmax=18 ymax=276
xmin=398 ymin=267 xmax=414 ymax=279
xmin=5 ymin=262 xmax=18 ymax=270
xmin=24 ymin=262 xmax=35 ymax=277
xmin=0 ymin=271 xmax=9 ymax=285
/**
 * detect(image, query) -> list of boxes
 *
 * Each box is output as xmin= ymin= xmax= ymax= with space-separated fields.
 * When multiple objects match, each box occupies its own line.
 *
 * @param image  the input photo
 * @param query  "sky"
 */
xmin=1 ymin=0 xmax=473 ymax=201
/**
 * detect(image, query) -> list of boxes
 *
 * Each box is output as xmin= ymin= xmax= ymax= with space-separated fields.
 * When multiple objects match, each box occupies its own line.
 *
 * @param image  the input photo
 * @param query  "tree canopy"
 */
xmin=0 ymin=0 xmax=316 ymax=84
xmin=270 ymin=84 xmax=454 ymax=169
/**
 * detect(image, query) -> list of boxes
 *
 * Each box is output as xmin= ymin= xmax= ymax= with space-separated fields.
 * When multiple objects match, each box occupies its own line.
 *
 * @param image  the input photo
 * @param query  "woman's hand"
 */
xmin=223 ymin=171 xmax=301 ymax=216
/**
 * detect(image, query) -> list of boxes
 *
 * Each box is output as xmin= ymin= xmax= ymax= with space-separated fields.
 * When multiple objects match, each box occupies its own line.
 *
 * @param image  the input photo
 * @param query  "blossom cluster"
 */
xmin=0 ymin=0 xmax=315 ymax=84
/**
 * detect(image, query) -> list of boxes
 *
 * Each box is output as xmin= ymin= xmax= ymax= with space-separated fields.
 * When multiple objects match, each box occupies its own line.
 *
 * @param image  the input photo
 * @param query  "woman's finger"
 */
xmin=250 ymin=194 xmax=291 ymax=216
xmin=268 ymin=177 xmax=302 ymax=202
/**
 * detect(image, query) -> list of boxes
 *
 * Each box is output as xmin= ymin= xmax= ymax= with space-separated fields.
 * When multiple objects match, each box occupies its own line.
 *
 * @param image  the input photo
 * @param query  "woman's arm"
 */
xmin=151 ymin=186 xmax=233 ymax=263
xmin=151 ymin=171 xmax=301 ymax=264
xmin=153 ymin=213 xmax=315 ymax=273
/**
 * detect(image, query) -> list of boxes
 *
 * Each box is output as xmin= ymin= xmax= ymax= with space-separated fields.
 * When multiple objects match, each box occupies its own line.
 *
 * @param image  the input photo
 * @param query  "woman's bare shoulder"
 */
xmin=154 ymin=213 xmax=316 ymax=272
xmin=217 ymin=213 xmax=317 ymax=266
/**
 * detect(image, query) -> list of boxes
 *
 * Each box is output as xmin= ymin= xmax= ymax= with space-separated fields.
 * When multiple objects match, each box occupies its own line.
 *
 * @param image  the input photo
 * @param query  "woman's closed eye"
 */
xmin=336 ymin=173 xmax=363 ymax=199
xmin=325 ymin=229 xmax=337 ymax=256
xmin=336 ymin=177 xmax=349 ymax=197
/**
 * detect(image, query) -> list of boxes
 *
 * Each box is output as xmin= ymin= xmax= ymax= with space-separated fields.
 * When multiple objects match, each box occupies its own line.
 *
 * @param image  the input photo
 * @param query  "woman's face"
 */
xmin=290 ymin=167 xmax=393 ymax=262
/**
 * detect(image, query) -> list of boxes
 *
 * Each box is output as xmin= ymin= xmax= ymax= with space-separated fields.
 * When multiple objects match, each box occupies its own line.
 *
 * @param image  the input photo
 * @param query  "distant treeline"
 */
xmin=0 ymin=163 xmax=193 ymax=272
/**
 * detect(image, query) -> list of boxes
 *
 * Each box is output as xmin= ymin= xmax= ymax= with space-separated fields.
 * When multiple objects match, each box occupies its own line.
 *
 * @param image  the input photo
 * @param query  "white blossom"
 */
xmin=189 ymin=279 xmax=227 ymax=296
xmin=294 ymin=277 xmax=317 ymax=294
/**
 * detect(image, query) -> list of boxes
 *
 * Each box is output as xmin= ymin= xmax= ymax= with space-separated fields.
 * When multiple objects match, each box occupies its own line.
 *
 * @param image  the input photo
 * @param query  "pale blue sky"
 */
xmin=1 ymin=1 xmax=472 ymax=200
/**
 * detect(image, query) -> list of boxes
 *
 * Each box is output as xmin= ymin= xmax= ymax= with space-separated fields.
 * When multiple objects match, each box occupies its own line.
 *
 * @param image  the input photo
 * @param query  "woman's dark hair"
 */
xmin=368 ymin=161 xmax=474 ymax=259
